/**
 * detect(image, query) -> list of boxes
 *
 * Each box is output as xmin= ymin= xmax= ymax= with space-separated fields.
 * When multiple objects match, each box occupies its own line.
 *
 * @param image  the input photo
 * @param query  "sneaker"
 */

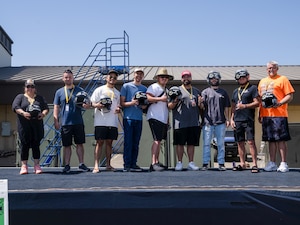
xmin=79 ymin=164 xmax=91 ymax=172
xmin=277 ymin=162 xmax=289 ymax=173
xmin=34 ymin=164 xmax=42 ymax=174
xmin=201 ymin=164 xmax=209 ymax=171
xmin=123 ymin=166 xmax=130 ymax=172
xmin=175 ymin=162 xmax=183 ymax=171
xmin=264 ymin=161 xmax=278 ymax=172
xmin=62 ymin=164 xmax=71 ymax=173
xmin=218 ymin=164 xmax=226 ymax=171
xmin=20 ymin=165 xmax=28 ymax=175
xmin=130 ymin=165 xmax=143 ymax=172
xmin=187 ymin=162 xmax=199 ymax=171
xmin=151 ymin=163 xmax=165 ymax=171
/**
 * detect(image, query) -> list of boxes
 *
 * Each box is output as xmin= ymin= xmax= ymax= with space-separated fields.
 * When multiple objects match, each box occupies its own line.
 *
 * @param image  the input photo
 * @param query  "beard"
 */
xmin=182 ymin=79 xmax=191 ymax=85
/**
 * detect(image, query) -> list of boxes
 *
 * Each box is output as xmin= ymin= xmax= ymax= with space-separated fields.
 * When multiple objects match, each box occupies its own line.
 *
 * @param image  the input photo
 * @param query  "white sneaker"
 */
xmin=264 ymin=161 xmax=278 ymax=172
xmin=175 ymin=162 xmax=183 ymax=171
xmin=277 ymin=162 xmax=289 ymax=173
xmin=187 ymin=162 xmax=199 ymax=171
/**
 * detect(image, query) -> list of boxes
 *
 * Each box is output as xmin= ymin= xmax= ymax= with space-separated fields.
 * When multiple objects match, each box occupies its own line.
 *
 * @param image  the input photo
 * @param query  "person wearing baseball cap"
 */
xmin=120 ymin=67 xmax=147 ymax=172
xmin=12 ymin=79 xmax=49 ymax=174
xmin=168 ymin=70 xmax=202 ymax=171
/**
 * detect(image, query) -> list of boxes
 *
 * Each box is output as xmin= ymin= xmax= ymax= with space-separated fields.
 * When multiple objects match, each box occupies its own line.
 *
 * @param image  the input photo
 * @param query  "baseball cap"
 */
xmin=108 ymin=69 xmax=119 ymax=76
xmin=134 ymin=68 xmax=144 ymax=73
xmin=181 ymin=70 xmax=192 ymax=77
xmin=25 ymin=79 xmax=35 ymax=86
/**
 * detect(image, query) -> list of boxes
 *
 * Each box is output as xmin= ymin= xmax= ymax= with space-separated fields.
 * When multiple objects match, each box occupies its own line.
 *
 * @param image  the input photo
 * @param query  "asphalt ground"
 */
xmin=1 ymin=166 xmax=300 ymax=193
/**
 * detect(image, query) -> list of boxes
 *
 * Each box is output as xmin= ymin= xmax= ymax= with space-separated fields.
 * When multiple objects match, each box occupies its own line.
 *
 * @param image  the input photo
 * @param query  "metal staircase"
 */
xmin=38 ymin=31 xmax=130 ymax=167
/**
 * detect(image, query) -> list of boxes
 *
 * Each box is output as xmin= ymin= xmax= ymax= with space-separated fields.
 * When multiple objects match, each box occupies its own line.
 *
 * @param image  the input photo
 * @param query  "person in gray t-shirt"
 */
xmin=168 ymin=70 xmax=203 ymax=171
xmin=200 ymin=71 xmax=231 ymax=171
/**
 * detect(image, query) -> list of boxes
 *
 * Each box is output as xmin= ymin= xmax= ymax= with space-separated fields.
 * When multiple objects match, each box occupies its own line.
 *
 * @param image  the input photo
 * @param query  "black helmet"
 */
xmin=99 ymin=95 xmax=112 ymax=113
xmin=207 ymin=71 xmax=221 ymax=86
xmin=134 ymin=91 xmax=148 ymax=105
xmin=74 ymin=91 xmax=91 ymax=108
xmin=261 ymin=92 xmax=277 ymax=108
xmin=168 ymin=86 xmax=182 ymax=100
xmin=235 ymin=69 xmax=249 ymax=80
xmin=26 ymin=104 xmax=41 ymax=119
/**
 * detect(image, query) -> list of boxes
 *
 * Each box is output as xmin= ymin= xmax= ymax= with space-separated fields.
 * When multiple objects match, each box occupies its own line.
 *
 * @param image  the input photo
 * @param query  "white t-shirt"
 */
xmin=90 ymin=85 xmax=120 ymax=127
xmin=146 ymin=82 xmax=169 ymax=124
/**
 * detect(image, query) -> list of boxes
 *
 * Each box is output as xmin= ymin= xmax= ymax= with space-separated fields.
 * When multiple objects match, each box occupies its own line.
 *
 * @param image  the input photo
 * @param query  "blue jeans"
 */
xmin=123 ymin=119 xmax=143 ymax=168
xmin=202 ymin=123 xmax=226 ymax=165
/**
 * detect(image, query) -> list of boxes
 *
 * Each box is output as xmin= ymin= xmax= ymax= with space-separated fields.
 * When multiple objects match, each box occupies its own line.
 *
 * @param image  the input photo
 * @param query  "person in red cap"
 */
xmin=168 ymin=70 xmax=202 ymax=171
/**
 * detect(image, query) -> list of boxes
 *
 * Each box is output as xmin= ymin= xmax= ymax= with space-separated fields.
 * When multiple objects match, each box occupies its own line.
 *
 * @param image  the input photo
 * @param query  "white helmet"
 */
xmin=99 ymin=95 xmax=112 ymax=113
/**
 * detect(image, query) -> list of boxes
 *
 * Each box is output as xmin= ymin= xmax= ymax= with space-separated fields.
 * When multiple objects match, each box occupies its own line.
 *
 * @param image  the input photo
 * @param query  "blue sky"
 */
xmin=1 ymin=0 xmax=300 ymax=67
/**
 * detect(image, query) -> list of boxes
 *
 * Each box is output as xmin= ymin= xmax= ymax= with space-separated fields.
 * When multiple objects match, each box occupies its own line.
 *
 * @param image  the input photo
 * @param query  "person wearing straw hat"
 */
xmin=146 ymin=68 xmax=173 ymax=171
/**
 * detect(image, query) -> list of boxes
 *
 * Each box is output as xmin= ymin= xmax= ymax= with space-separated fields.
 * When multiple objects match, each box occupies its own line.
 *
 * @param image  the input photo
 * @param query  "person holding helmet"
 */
xmin=147 ymin=68 xmax=173 ymax=171
xmin=90 ymin=70 xmax=121 ymax=173
xmin=168 ymin=70 xmax=202 ymax=171
xmin=230 ymin=69 xmax=260 ymax=173
xmin=120 ymin=68 xmax=147 ymax=172
xmin=200 ymin=71 xmax=231 ymax=171
xmin=53 ymin=69 xmax=91 ymax=173
xmin=258 ymin=61 xmax=295 ymax=173
xmin=12 ymin=79 xmax=49 ymax=174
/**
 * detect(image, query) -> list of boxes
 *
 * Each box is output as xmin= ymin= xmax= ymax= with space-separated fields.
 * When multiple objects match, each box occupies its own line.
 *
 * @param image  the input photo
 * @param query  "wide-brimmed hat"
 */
xmin=153 ymin=68 xmax=174 ymax=80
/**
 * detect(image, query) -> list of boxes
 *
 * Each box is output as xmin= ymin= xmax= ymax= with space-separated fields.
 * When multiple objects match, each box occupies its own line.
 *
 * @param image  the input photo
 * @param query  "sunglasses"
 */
xmin=26 ymin=85 xmax=35 ymax=88
xmin=207 ymin=72 xmax=221 ymax=80
xmin=158 ymin=75 xmax=169 ymax=79
xmin=109 ymin=75 xmax=118 ymax=80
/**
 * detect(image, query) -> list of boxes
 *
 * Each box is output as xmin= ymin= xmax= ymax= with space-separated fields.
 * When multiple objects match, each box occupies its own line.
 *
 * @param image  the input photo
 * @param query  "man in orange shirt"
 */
xmin=258 ymin=61 xmax=295 ymax=172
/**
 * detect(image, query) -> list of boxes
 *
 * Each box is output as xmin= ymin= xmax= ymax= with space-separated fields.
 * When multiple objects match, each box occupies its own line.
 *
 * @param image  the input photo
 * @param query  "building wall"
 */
xmin=0 ymin=46 xmax=11 ymax=67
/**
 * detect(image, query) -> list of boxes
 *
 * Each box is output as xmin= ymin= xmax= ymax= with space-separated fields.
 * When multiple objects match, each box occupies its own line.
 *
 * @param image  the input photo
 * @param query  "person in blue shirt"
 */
xmin=53 ymin=69 xmax=91 ymax=173
xmin=120 ymin=68 xmax=147 ymax=172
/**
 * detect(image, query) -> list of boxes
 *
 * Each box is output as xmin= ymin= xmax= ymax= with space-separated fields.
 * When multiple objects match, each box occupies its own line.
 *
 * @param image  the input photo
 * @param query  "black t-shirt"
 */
xmin=231 ymin=84 xmax=258 ymax=122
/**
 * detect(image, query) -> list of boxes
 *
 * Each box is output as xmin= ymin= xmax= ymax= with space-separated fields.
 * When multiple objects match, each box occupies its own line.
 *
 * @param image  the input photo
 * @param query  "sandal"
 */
xmin=92 ymin=168 xmax=100 ymax=173
xmin=251 ymin=166 xmax=260 ymax=173
xmin=106 ymin=166 xmax=115 ymax=171
xmin=233 ymin=165 xmax=244 ymax=171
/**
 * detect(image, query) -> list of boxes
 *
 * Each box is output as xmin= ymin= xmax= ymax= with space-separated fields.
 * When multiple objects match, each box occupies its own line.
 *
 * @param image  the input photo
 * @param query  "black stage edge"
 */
xmin=3 ymin=168 xmax=300 ymax=225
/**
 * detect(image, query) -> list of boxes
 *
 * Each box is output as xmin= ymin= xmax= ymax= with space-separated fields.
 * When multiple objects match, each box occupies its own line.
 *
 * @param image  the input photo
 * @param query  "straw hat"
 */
xmin=153 ymin=68 xmax=174 ymax=80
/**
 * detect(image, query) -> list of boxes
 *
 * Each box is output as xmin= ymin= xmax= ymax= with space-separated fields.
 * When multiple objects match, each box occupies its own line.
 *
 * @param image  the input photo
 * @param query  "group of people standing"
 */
xmin=12 ymin=60 xmax=295 ymax=174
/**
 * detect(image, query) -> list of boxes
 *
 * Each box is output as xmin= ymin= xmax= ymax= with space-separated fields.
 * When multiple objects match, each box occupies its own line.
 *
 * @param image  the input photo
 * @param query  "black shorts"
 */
xmin=262 ymin=117 xmax=291 ymax=142
xmin=173 ymin=126 xmax=201 ymax=146
xmin=234 ymin=120 xmax=255 ymax=142
xmin=95 ymin=126 xmax=118 ymax=140
xmin=61 ymin=124 xmax=85 ymax=147
xmin=148 ymin=119 xmax=168 ymax=141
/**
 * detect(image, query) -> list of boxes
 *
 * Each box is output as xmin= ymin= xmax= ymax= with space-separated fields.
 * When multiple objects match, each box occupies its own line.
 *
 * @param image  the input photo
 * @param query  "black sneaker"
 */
xmin=123 ymin=166 xmax=130 ymax=172
xmin=130 ymin=165 xmax=142 ymax=172
xmin=62 ymin=164 xmax=71 ymax=173
xmin=79 ymin=164 xmax=91 ymax=172
xmin=218 ymin=164 xmax=226 ymax=171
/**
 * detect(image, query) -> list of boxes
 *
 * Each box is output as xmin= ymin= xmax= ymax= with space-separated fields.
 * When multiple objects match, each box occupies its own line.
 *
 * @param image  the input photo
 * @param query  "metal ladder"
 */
xmin=38 ymin=31 xmax=130 ymax=167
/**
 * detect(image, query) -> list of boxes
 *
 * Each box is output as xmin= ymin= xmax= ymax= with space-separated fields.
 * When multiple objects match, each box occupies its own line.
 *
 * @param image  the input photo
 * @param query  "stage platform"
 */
xmin=2 ymin=167 xmax=300 ymax=225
